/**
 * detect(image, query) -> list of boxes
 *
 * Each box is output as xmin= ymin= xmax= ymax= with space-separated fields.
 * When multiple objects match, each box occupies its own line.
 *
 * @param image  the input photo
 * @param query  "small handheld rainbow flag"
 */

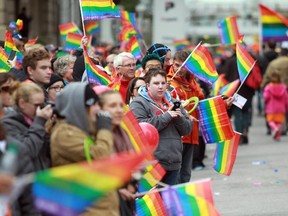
xmin=136 ymin=190 xmax=168 ymax=216
xmin=236 ymin=40 xmax=256 ymax=83
xmin=81 ymin=0 xmax=120 ymax=20
xmin=259 ymin=4 xmax=288 ymax=42
xmin=213 ymin=132 xmax=241 ymax=176
xmin=183 ymin=43 xmax=218 ymax=86
xmin=125 ymin=35 xmax=142 ymax=60
xmin=0 ymin=47 xmax=12 ymax=72
xmin=33 ymin=152 xmax=144 ymax=216
xmin=26 ymin=37 xmax=38 ymax=45
xmin=197 ymin=96 xmax=234 ymax=143
xmin=58 ymin=22 xmax=81 ymax=40
xmin=85 ymin=20 xmax=101 ymax=35
xmin=4 ymin=31 xmax=15 ymax=56
xmin=83 ymin=46 xmax=111 ymax=85
xmin=219 ymin=79 xmax=240 ymax=97
xmin=211 ymin=74 xmax=228 ymax=96
xmin=218 ymin=16 xmax=240 ymax=45
xmin=173 ymin=39 xmax=189 ymax=51
xmin=120 ymin=10 xmax=142 ymax=39
xmin=64 ymin=33 xmax=86 ymax=52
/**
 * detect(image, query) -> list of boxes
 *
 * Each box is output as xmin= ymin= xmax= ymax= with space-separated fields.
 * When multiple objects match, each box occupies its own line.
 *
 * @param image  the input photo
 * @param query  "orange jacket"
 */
xmin=168 ymin=68 xmax=204 ymax=144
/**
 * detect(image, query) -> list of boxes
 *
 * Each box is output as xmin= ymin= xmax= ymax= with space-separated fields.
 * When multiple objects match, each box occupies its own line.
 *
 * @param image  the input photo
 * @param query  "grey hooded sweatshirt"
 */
xmin=130 ymin=86 xmax=192 ymax=171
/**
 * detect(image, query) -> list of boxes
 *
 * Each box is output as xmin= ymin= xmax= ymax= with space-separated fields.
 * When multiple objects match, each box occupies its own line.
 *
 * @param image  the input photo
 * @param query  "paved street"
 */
xmin=192 ymin=104 xmax=288 ymax=216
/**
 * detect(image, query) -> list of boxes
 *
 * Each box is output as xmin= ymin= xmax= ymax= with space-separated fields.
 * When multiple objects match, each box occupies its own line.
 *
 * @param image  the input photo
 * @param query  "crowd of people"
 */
xmin=0 ymin=29 xmax=287 ymax=216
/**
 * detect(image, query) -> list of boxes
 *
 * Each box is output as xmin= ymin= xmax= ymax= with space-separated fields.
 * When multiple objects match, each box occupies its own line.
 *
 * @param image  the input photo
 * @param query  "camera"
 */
xmin=172 ymin=101 xmax=181 ymax=111
xmin=40 ymin=101 xmax=55 ymax=109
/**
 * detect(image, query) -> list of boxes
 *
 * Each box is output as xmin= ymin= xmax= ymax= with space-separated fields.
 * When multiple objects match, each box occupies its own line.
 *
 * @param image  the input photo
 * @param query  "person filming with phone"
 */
xmin=130 ymin=68 xmax=192 ymax=185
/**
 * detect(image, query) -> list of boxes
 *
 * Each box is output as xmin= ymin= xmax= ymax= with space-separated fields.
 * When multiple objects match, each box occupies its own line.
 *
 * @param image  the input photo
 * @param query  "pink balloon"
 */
xmin=139 ymin=122 xmax=159 ymax=151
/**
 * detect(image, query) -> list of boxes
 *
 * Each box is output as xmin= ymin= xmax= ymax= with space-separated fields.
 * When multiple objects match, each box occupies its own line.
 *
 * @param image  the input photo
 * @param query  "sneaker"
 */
xmin=193 ymin=166 xmax=204 ymax=171
xmin=275 ymin=130 xmax=281 ymax=141
xmin=272 ymin=129 xmax=279 ymax=140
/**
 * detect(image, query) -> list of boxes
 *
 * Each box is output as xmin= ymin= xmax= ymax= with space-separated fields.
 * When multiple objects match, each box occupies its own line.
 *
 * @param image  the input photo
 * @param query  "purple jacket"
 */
xmin=263 ymin=83 xmax=288 ymax=114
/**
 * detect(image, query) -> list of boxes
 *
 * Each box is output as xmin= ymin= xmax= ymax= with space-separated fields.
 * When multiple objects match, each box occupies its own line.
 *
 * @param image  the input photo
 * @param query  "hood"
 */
xmin=268 ymin=83 xmax=287 ymax=98
xmin=55 ymin=82 xmax=90 ymax=134
xmin=138 ymin=85 xmax=172 ymax=104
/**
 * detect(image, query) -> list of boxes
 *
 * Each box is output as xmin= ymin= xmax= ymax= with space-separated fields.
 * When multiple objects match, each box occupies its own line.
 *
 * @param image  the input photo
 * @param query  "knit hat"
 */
xmin=84 ymin=84 xmax=99 ymax=107
xmin=146 ymin=43 xmax=170 ymax=64
xmin=44 ymin=74 xmax=64 ymax=89
xmin=141 ymin=53 xmax=163 ymax=69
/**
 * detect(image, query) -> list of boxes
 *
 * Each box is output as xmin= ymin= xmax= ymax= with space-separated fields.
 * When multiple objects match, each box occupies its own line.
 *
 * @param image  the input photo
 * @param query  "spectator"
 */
xmin=44 ymin=74 xmax=65 ymax=103
xmin=141 ymin=54 xmax=163 ymax=77
xmin=125 ymin=77 xmax=145 ymax=105
xmin=53 ymin=55 xmax=76 ymax=85
xmin=146 ymin=43 xmax=172 ymax=72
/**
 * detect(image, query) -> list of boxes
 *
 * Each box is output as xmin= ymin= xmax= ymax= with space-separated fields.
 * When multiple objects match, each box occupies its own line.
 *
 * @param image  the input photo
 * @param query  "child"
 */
xmin=263 ymin=70 xmax=288 ymax=141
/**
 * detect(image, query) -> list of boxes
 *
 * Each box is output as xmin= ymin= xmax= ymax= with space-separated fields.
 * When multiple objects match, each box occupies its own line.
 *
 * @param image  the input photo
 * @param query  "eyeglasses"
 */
xmin=48 ymin=85 xmax=64 ymax=92
xmin=119 ymin=63 xmax=136 ymax=68
xmin=0 ymin=86 xmax=10 ymax=93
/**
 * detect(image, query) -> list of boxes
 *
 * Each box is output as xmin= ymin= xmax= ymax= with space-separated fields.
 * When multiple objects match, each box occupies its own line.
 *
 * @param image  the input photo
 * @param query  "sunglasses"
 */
xmin=0 ymin=86 xmax=10 ymax=92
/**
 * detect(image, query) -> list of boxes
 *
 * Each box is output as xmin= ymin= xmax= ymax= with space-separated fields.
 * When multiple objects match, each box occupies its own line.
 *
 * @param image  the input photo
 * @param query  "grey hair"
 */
xmin=53 ymin=55 xmax=76 ymax=76
xmin=113 ymin=52 xmax=135 ymax=68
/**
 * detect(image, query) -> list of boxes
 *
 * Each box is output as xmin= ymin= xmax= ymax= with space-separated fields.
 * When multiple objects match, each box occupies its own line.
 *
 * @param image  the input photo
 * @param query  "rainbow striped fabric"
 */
xmin=259 ymin=4 xmax=288 ymax=42
xmin=33 ymin=152 xmax=144 ymax=216
xmin=173 ymin=39 xmax=190 ymax=51
xmin=118 ymin=25 xmax=137 ymax=42
xmin=81 ymin=0 xmax=120 ymax=20
xmin=0 ymin=47 xmax=12 ymax=72
xmin=125 ymin=35 xmax=142 ymax=60
xmin=83 ymin=46 xmax=111 ymax=85
xmin=136 ymin=179 xmax=219 ymax=216
xmin=184 ymin=43 xmax=218 ymax=86
xmin=85 ymin=20 xmax=100 ymax=35
xmin=219 ymin=79 xmax=240 ymax=97
xmin=120 ymin=10 xmax=142 ymax=38
xmin=58 ymin=22 xmax=81 ymax=40
xmin=211 ymin=74 xmax=228 ymax=96
xmin=26 ymin=37 xmax=38 ymax=45
xmin=136 ymin=190 xmax=168 ymax=216
xmin=64 ymin=33 xmax=90 ymax=52
xmin=213 ymin=132 xmax=241 ymax=176
xmin=236 ymin=40 xmax=256 ymax=83
xmin=218 ymin=16 xmax=240 ymax=45
xmin=197 ymin=96 xmax=234 ymax=144
xmin=4 ymin=31 xmax=15 ymax=56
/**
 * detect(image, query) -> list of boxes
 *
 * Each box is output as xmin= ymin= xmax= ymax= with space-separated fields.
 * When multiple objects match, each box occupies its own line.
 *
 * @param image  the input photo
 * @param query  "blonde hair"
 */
xmin=13 ymin=82 xmax=44 ymax=105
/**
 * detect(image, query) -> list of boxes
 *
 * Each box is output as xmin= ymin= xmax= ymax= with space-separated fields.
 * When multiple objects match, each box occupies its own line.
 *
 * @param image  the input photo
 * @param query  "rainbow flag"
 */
xmin=197 ymin=96 xmax=234 ymax=143
xmin=125 ymin=35 xmax=142 ymax=60
xmin=120 ymin=10 xmax=142 ymax=39
xmin=138 ymin=162 xmax=166 ymax=193
xmin=33 ymin=152 xmax=144 ymax=216
xmin=213 ymin=132 xmax=241 ymax=176
xmin=119 ymin=25 xmax=137 ymax=42
xmin=0 ymin=47 xmax=12 ymax=72
xmin=136 ymin=190 xmax=168 ymax=216
xmin=173 ymin=39 xmax=190 ymax=51
xmin=109 ymin=77 xmax=121 ymax=91
xmin=83 ymin=46 xmax=111 ymax=85
xmin=219 ymin=79 xmax=240 ymax=97
xmin=259 ymin=4 xmax=288 ymax=42
xmin=183 ymin=43 xmax=218 ymax=86
xmin=161 ymin=179 xmax=219 ymax=216
xmin=81 ymin=0 xmax=120 ymax=20
xmin=4 ymin=31 xmax=15 ymax=56
xmin=218 ymin=16 xmax=240 ymax=45
xmin=58 ymin=22 xmax=81 ymax=40
xmin=236 ymin=40 xmax=256 ymax=83
xmin=26 ymin=37 xmax=38 ymax=45
xmin=211 ymin=74 xmax=228 ymax=96
xmin=64 ymin=33 xmax=83 ymax=52
xmin=85 ymin=20 xmax=101 ymax=35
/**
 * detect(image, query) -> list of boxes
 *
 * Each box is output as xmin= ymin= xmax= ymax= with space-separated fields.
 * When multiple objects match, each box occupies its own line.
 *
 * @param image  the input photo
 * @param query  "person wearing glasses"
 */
xmin=109 ymin=52 xmax=136 ymax=101
xmin=140 ymin=53 xmax=163 ymax=77
xmin=1 ymin=82 xmax=53 ymax=171
xmin=44 ymin=74 xmax=65 ymax=103
xmin=125 ymin=77 xmax=145 ymax=105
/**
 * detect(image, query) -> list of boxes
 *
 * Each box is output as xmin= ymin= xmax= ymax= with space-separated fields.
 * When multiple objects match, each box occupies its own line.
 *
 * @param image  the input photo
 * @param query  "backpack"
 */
xmin=245 ymin=63 xmax=262 ymax=90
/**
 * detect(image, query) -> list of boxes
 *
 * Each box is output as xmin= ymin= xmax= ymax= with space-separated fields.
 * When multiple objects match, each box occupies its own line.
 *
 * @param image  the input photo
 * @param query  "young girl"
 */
xmin=263 ymin=70 xmax=288 ymax=141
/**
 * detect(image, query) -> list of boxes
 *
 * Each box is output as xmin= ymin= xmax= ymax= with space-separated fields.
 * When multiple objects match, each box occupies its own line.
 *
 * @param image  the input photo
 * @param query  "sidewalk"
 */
xmin=191 ymin=106 xmax=288 ymax=215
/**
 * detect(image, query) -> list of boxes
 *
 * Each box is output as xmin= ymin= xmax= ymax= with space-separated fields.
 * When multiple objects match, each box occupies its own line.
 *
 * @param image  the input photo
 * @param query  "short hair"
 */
xmin=267 ymin=39 xmax=277 ymax=50
xmin=145 ymin=68 xmax=167 ymax=83
xmin=141 ymin=53 xmax=163 ymax=69
xmin=173 ymin=50 xmax=189 ymax=62
xmin=22 ymin=48 xmax=50 ymax=75
xmin=113 ymin=52 xmax=135 ymax=68
xmin=98 ymin=90 xmax=121 ymax=107
xmin=53 ymin=55 xmax=76 ymax=77
xmin=125 ymin=77 xmax=145 ymax=104
xmin=12 ymin=82 xmax=43 ymax=105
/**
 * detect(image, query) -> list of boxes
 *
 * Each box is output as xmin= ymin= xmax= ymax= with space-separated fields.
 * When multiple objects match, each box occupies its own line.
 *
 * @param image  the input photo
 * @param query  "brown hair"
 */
xmin=12 ymin=82 xmax=44 ymax=106
xmin=22 ymin=47 xmax=50 ymax=75
xmin=145 ymin=68 xmax=167 ymax=84
xmin=270 ymin=70 xmax=281 ymax=83
xmin=125 ymin=77 xmax=145 ymax=104
xmin=173 ymin=50 xmax=189 ymax=62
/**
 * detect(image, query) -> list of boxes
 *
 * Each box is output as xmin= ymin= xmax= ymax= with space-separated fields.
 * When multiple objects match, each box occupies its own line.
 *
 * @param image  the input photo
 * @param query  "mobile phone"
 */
xmin=172 ymin=101 xmax=181 ymax=111
xmin=8 ymin=50 xmax=16 ymax=61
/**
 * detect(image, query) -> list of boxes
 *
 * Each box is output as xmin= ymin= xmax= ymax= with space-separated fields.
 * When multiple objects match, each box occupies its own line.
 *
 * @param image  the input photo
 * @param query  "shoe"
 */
xmin=193 ymin=166 xmax=204 ymax=171
xmin=266 ymin=131 xmax=271 ymax=135
xmin=272 ymin=129 xmax=279 ymax=140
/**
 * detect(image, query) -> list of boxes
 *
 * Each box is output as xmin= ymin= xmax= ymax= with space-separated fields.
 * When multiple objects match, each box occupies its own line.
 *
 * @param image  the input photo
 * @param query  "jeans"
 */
xmin=161 ymin=170 xmax=179 ymax=185
xmin=178 ymin=143 xmax=194 ymax=183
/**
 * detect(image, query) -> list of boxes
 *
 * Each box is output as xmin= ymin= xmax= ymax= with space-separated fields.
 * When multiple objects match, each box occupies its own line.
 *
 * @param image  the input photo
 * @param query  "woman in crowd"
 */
xmin=44 ymin=73 xmax=65 ymax=103
xmin=53 ymin=55 xmax=76 ymax=85
xmin=125 ymin=77 xmax=145 ymax=105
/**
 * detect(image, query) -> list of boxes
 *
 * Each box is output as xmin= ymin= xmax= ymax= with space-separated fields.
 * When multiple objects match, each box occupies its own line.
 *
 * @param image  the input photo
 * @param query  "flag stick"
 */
xmin=170 ymin=41 xmax=202 ymax=80
xmin=78 ymin=0 xmax=86 ymax=36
